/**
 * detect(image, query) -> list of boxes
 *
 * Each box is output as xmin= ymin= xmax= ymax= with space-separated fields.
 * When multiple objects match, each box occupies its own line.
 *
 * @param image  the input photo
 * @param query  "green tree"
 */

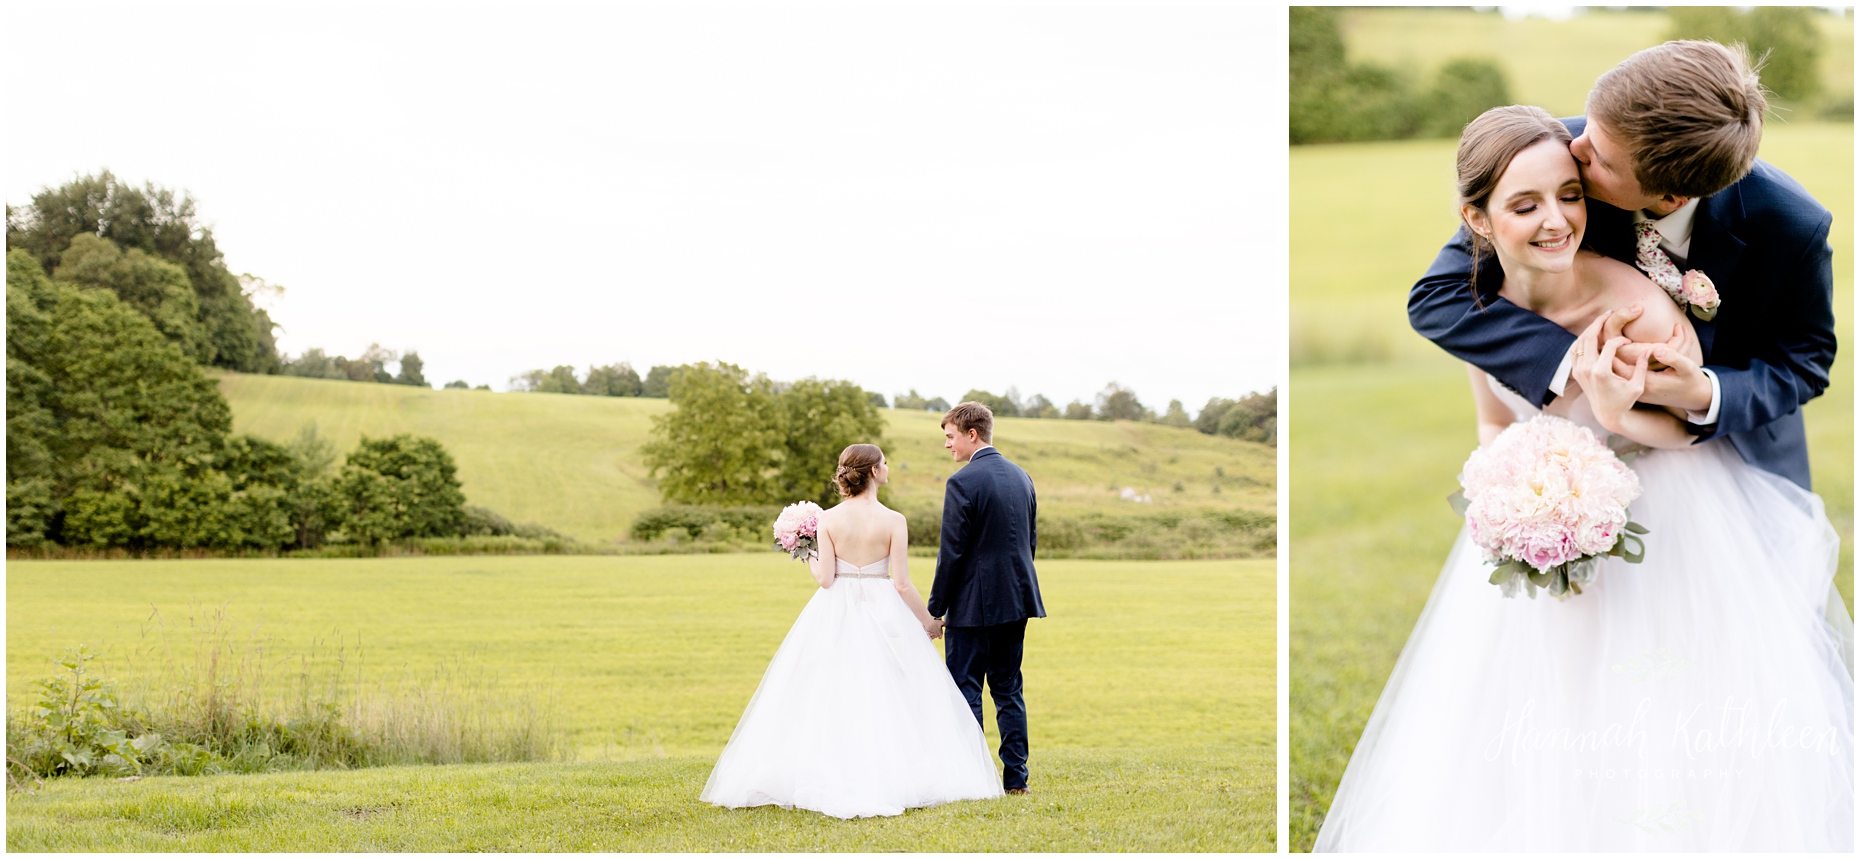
xmin=283 ymin=348 xmax=348 ymax=379
xmin=1094 ymin=382 xmax=1147 ymax=422
xmin=333 ymin=435 xmax=467 ymax=544
xmin=53 ymin=233 xmax=209 ymax=363
xmin=532 ymin=365 xmax=581 ymax=394
xmin=1195 ymin=396 xmax=1235 ymax=435
xmin=1161 ymin=399 xmax=1193 ymax=428
xmin=5 ymin=249 xmax=300 ymax=550
xmin=961 ymin=389 xmax=1021 ymax=418
xmin=359 ymin=344 xmax=396 ymax=383
xmin=893 ymin=389 xmax=928 ymax=410
xmin=1290 ymin=7 xmax=1508 ymax=143
xmin=1024 ymin=393 xmax=1060 ymax=419
xmin=1063 ymin=400 xmax=1094 ymax=420
xmin=778 ymin=379 xmax=887 ymax=506
xmin=1208 ymin=388 xmax=1277 ymax=445
xmin=584 ymin=362 xmax=643 ymax=396
xmin=643 ymin=364 xmax=681 ymax=398
xmin=6 ymin=171 xmax=278 ymax=372
xmin=867 ymin=391 xmax=889 ymax=409
xmin=1419 ymin=58 xmax=1511 ymax=139
xmin=394 ymin=351 xmax=428 ymax=387
xmin=640 ymin=362 xmax=783 ymax=505
xmin=1668 ymin=6 xmax=1821 ymax=101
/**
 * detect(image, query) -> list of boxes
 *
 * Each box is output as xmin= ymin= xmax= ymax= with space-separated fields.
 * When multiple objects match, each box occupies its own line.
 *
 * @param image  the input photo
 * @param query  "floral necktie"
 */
xmin=1634 ymin=221 xmax=1720 ymax=321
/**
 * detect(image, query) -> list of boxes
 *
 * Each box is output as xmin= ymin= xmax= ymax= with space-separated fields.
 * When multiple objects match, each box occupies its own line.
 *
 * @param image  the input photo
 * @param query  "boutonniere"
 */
xmin=1677 ymin=270 xmax=1719 ymax=321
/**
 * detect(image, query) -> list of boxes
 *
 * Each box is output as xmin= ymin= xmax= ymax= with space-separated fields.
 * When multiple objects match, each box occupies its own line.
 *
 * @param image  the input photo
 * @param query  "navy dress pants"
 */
xmin=943 ymin=619 xmax=1029 ymax=790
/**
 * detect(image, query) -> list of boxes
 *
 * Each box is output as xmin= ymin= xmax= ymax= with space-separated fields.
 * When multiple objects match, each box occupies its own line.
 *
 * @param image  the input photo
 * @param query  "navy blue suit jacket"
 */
xmin=928 ymin=447 xmax=1046 ymax=628
xmin=1409 ymin=116 xmax=1836 ymax=490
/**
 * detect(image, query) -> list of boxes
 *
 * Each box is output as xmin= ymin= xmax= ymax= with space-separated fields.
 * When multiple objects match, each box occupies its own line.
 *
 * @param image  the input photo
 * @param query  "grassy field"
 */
xmin=1288 ymin=121 xmax=1854 ymax=851
xmin=6 ymin=554 xmax=1274 ymax=850
xmin=1336 ymin=7 xmax=1854 ymax=119
xmin=215 ymin=373 xmax=1274 ymax=545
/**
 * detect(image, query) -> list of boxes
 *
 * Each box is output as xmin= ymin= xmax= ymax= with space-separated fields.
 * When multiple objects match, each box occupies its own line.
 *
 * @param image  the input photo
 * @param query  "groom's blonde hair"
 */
xmin=942 ymin=402 xmax=994 ymax=443
xmin=1586 ymin=40 xmax=1766 ymax=198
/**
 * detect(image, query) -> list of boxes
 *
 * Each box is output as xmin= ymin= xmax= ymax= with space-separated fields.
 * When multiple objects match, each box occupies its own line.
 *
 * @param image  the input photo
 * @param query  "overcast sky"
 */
xmin=5 ymin=3 xmax=1285 ymax=410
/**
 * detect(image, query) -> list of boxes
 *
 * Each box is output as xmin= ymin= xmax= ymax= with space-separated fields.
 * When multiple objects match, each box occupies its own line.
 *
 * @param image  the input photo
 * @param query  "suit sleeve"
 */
xmin=1409 ymin=225 xmax=1577 ymax=407
xmin=927 ymin=478 xmax=969 ymax=619
xmin=1028 ymin=482 xmax=1037 ymax=559
xmin=1695 ymin=212 xmax=1837 ymax=440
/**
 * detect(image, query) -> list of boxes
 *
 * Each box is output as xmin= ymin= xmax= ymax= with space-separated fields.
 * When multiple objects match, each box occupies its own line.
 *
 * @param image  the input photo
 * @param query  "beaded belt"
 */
xmin=835 ymin=571 xmax=891 ymax=579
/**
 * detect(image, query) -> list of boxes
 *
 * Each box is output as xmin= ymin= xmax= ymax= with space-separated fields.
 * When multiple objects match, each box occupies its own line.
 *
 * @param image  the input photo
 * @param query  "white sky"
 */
xmin=5 ymin=3 xmax=1285 ymax=410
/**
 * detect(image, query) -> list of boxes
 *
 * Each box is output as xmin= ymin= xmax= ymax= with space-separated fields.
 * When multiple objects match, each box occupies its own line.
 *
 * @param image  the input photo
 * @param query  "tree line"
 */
xmin=505 ymin=362 xmax=1275 ymax=445
xmin=947 ymin=383 xmax=1274 ymax=443
xmin=639 ymin=362 xmax=1278 ymax=512
xmin=500 ymin=361 xmax=1274 ymax=445
xmin=6 ymin=249 xmax=505 ymax=552
xmin=7 ymin=173 xmax=279 ymax=373
xmin=1291 ymin=7 xmax=1839 ymax=145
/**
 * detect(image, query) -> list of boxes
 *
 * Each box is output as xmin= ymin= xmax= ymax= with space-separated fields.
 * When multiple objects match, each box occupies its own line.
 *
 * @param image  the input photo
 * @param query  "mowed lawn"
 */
xmin=6 ymin=554 xmax=1274 ymax=851
xmin=216 ymin=373 xmax=1275 ymax=544
xmin=1289 ymin=122 xmax=1854 ymax=850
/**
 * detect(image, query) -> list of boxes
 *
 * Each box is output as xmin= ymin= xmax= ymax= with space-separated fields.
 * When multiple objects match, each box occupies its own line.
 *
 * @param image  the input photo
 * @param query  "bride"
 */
xmin=1315 ymin=105 xmax=1854 ymax=851
xmin=700 ymin=444 xmax=1003 ymax=818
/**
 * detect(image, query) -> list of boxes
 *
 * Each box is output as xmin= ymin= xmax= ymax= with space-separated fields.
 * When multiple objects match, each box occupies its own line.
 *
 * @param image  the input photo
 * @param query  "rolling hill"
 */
xmin=214 ymin=373 xmax=1275 ymax=544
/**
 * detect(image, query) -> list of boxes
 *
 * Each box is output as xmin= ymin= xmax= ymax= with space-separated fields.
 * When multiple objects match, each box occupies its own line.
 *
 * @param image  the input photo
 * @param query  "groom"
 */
xmin=927 ymin=401 xmax=1046 ymax=794
xmin=1410 ymin=40 xmax=1836 ymax=490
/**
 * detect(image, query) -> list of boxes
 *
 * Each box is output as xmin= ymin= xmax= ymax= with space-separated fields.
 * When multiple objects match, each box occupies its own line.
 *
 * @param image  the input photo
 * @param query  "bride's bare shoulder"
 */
xmin=1580 ymin=251 xmax=1667 ymax=305
xmin=1580 ymin=252 xmax=1697 ymax=354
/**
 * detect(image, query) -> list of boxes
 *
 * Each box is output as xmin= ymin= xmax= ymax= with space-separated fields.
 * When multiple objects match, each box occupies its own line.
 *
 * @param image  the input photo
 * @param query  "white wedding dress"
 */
xmin=700 ymin=557 xmax=1004 ymax=818
xmin=1315 ymin=382 xmax=1855 ymax=851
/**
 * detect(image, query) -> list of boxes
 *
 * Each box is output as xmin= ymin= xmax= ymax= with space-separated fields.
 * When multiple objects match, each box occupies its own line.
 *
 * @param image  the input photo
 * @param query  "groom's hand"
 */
xmin=1612 ymin=322 xmax=1711 ymax=412
xmin=1612 ymin=322 xmax=1685 ymax=374
xmin=924 ymin=618 xmax=944 ymax=640
xmin=1635 ymin=344 xmax=1714 ymax=413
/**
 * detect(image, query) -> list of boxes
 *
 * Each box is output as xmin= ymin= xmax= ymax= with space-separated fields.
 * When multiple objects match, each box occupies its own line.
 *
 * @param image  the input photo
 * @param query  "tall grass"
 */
xmin=7 ymin=607 xmax=565 ymax=784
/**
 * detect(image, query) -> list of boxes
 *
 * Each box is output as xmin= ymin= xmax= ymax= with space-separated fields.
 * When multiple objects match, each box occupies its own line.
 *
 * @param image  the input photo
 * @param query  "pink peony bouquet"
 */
xmin=1454 ymin=415 xmax=1648 ymax=599
xmin=772 ymin=501 xmax=824 ymax=561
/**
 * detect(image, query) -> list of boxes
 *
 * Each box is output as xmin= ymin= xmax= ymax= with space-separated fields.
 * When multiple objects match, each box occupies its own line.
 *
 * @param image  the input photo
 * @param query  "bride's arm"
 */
xmin=1467 ymin=365 xmax=1517 ymax=447
xmin=1577 ymin=335 xmax=1695 ymax=449
xmin=886 ymin=512 xmax=939 ymax=631
xmin=807 ymin=519 xmax=837 ymax=589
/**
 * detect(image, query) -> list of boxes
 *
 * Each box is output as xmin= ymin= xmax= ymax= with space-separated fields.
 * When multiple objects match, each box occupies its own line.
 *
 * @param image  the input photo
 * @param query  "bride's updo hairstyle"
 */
xmin=1455 ymin=105 xmax=1573 ymax=301
xmin=834 ymin=444 xmax=884 ymax=497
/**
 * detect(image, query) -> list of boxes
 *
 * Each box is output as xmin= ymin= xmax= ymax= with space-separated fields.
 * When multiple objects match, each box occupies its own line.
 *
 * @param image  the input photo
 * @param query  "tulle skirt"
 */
xmin=700 ymin=576 xmax=1004 ymax=819
xmin=1316 ymin=440 xmax=1855 ymax=851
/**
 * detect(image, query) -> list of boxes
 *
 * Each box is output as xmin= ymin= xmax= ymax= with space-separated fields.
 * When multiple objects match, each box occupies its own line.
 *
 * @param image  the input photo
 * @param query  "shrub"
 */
xmin=1289 ymin=7 xmax=1509 ymax=144
xmin=629 ymin=505 xmax=781 ymax=544
xmin=332 ymin=435 xmax=467 ymax=544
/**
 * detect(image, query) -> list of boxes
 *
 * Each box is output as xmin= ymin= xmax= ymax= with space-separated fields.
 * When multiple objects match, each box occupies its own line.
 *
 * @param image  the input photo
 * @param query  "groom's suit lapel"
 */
xmin=1685 ymin=185 xmax=1748 ymax=361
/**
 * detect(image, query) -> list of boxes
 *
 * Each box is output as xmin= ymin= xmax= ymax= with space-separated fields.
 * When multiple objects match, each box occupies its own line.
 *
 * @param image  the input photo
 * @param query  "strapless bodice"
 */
xmin=834 ymin=558 xmax=890 ymax=579
xmin=1486 ymin=373 xmax=1610 ymax=439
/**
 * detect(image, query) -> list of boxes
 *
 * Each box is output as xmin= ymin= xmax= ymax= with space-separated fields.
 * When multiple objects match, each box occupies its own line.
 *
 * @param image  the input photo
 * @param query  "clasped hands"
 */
xmin=923 ymin=617 xmax=944 ymax=640
xmin=1569 ymin=304 xmax=1712 ymax=423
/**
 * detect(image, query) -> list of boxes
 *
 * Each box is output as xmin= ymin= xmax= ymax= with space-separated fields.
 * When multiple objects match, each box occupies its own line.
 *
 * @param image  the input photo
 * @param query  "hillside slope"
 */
xmin=215 ymin=373 xmax=1274 ymax=543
